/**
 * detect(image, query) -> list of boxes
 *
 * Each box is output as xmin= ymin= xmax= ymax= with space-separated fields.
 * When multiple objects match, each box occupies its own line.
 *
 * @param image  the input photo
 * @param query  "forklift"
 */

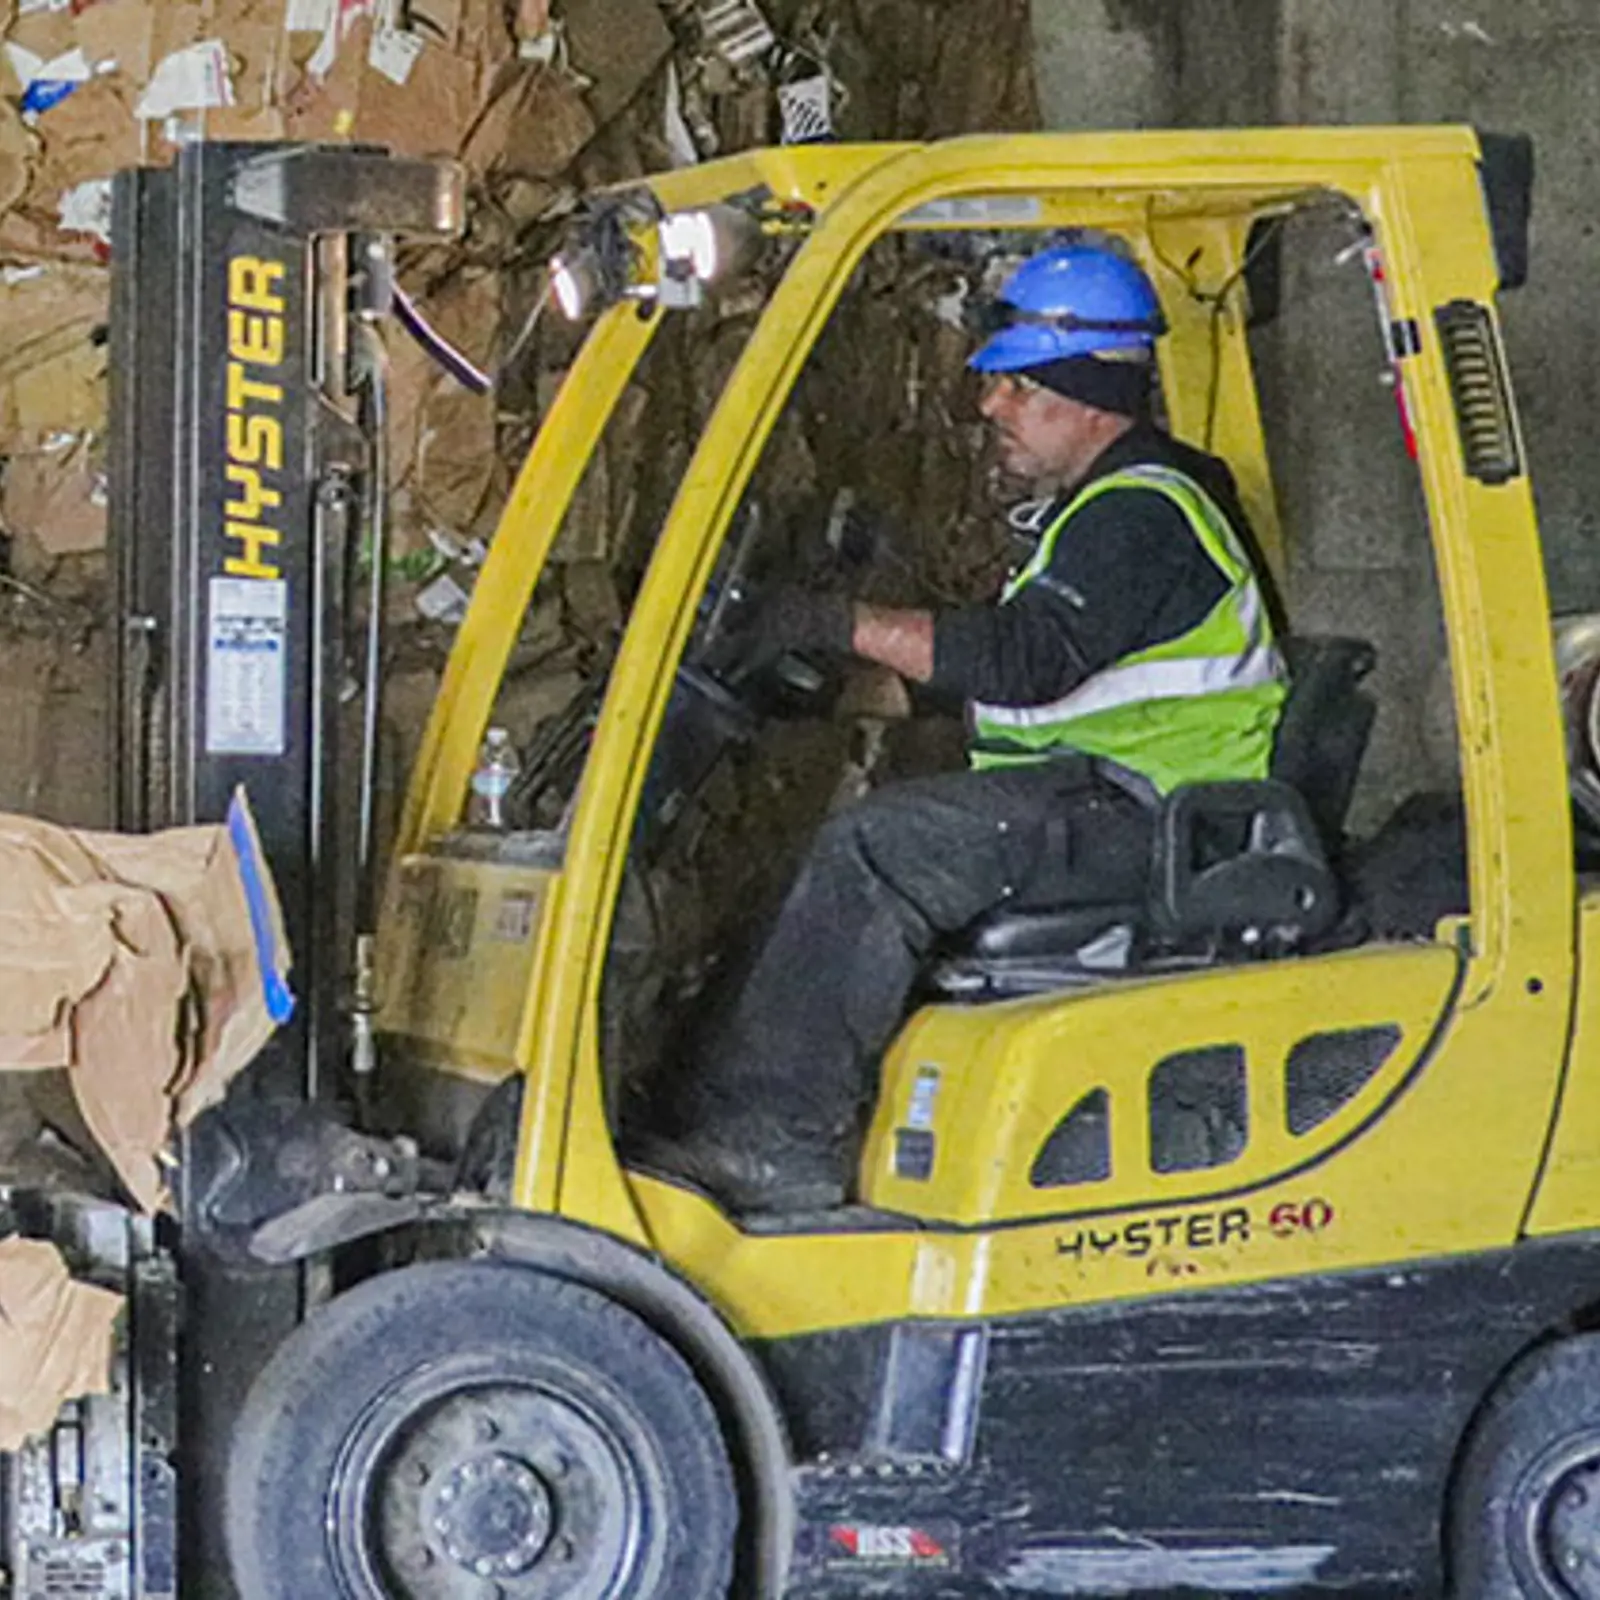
xmin=7 ymin=124 xmax=1597 ymax=1598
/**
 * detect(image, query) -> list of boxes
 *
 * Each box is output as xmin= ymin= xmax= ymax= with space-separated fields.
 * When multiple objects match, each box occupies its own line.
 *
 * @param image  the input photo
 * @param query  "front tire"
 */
xmin=1452 ymin=1335 xmax=1600 ymax=1598
xmin=225 ymin=1260 xmax=737 ymax=1599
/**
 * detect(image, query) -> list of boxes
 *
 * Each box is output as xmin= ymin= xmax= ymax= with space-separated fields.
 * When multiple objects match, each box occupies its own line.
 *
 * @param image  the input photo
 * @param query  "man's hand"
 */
xmin=707 ymin=584 xmax=855 ymax=677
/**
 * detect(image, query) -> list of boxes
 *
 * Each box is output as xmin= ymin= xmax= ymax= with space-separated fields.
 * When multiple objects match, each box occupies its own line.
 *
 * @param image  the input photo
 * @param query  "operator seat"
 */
xmin=930 ymin=636 xmax=1378 ymax=998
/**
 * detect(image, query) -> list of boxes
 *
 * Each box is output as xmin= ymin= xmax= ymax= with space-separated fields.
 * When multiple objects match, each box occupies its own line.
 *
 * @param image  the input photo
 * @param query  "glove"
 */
xmin=707 ymin=584 xmax=855 ymax=676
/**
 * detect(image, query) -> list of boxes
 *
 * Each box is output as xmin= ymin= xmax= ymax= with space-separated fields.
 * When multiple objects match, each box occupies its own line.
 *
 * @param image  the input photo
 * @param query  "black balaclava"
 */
xmin=1025 ymin=354 xmax=1153 ymax=418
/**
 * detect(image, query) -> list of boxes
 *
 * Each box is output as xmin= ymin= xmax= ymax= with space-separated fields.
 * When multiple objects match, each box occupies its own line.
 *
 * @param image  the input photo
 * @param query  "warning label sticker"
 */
xmin=206 ymin=577 xmax=287 ymax=755
xmin=801 ymin=1521 xmax=960 ymax=1574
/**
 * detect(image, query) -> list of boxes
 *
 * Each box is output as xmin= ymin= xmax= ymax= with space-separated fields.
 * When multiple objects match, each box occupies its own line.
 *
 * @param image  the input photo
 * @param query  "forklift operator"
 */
xmin=648 ymin=243 xmax=1289 ymax=1214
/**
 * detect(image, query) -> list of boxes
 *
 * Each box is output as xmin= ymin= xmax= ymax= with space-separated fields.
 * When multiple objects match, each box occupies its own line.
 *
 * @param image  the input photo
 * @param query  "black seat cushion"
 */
xmin=960 ymin=903 xmax=1144 ymax=962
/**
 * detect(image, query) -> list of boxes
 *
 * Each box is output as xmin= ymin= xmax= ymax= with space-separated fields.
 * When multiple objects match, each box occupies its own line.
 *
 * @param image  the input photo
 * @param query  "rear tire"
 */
xmin=225 ymin=1260 xmax=737 ymax=1599
xmin=1451 ymin=1335 xmax=1600 ymax=1598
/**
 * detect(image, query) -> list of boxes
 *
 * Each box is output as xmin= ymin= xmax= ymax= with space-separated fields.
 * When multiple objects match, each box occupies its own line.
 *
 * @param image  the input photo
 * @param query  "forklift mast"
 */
xmin=0 ymin=142 xmax=461 ymax=1600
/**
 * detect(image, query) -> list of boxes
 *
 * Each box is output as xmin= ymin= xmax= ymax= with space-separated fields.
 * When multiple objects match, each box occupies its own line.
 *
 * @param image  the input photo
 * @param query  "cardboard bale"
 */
xmin=388 ymin=267 xmax=495 ymax=459
xmin=26 ymin=76 xmax=142 ymax=221
xmin=462 ymin=61 xmax=595 ymax=181
xmin=0 ymin=1237 xmax=122 ymax=1453
xmin=0 ymin=97 xmax=36 ymax=216
xmin=0 ymin=796 xmax=292 ymax=1212
xmin=6 ymin=7 xmax=78 ymax=69
xmin=387 ymin=268 xmax=502 ymax=534
xmin=6 ymin=336 xmax=105 ymax=438
xmin=201 ymin=104 xmax=288 ymax=139
xmin=281 ymin=18 xmax=364 ymax=142
xmin=515 ymin=0 xmax=551 ymax=43
xmin=0 ymin=206 xmax=104 ymax=266
xmin=0 ymin=265 xmax=110 ymax=373
xmin=1 ymin=431 xmax=105 ymax=557
xmin=210 ymin=0 xmax=289 ymax=112
xmin=410 ymin=0 xmax=467 ymax=51
xmin=562 ymin=558 xmax=622 ymax=638
xmin=0 ymin=264 xmax=109 ymax=450
xmin=147 ymin=2 xmax=208 ymax=72
xmin=87 ymin=818 xmax=290 ymax=1127
xmin=73 ymin=0 xmax=159 ymax=84
xmin=350 ymin=31 xmax=481 ymax=160
xmin=455 ymin=0 xmax=513 ymax=78
xmin=564 ymin=0 xmax=673 ymax=126
xmin=412 ymin=379 xmax=498 ymax=531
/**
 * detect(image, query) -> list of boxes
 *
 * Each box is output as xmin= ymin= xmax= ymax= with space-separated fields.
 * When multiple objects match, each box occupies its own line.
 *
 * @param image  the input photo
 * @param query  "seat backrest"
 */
xmin=1270 ymin=636 xmax=1379 ymax=844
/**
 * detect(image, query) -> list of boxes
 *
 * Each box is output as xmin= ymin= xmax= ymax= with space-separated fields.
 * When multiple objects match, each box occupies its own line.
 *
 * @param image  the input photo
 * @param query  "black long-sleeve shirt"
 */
xmin=929 ymin=424 xmax=1270 ymax=706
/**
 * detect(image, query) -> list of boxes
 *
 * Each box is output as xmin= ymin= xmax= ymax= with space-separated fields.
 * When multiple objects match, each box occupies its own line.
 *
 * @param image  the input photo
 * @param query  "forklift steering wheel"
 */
xmin=682 ymin=498 xmax=770 ymax=675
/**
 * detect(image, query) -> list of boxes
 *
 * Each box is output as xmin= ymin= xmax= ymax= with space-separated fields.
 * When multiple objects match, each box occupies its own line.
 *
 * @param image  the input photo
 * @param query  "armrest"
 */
xmin=1153 ymin=780 xmax=1339 ymax=947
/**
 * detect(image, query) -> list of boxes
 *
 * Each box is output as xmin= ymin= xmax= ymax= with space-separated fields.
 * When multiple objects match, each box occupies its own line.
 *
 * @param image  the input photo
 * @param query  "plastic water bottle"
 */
xmin=469 ymin=727 xmax=520 ymax=830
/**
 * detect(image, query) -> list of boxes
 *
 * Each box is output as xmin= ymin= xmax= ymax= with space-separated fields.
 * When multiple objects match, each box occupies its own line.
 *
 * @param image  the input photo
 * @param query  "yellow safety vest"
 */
xmin=970 ymin=464 xmax=1288 ymax=793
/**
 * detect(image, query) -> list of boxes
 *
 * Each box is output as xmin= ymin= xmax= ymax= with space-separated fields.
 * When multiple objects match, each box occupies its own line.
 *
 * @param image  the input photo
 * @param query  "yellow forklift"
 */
xmin=14 ymin=125 xmax=1599 ymax=1599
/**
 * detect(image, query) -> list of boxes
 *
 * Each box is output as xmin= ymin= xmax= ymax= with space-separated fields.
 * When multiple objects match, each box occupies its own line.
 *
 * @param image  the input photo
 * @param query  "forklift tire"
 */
xmin=1450 ymin=1334 xmax=1600 ymax=1597
xmin=225 ymin=1260 xmax=738 ymax=1599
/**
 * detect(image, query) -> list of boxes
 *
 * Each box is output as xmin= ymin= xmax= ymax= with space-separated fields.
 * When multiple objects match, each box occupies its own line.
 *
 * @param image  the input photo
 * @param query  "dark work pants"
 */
xmin=695 ymin=761 xmax=1152 ymax=1145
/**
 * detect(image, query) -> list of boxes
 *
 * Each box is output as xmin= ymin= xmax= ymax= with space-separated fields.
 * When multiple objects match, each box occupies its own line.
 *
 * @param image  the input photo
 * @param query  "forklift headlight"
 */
xmin=550 ymin=251 xmax=597 ymax=320
xmin=656 ymin=205 xmax=764 ymax=304
xmin=660 ymin=210 xmax=721 ymax=281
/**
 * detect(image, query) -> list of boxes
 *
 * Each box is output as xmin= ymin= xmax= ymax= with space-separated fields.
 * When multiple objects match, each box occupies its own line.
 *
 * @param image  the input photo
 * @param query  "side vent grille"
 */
xmin=1285 ymin=1024 xmax=1402 ymax=1136
xmin=1434 ymin=299 xmax=1522 ymax=485
xmin=1148 ymin=1046 xmax=1248 ymax=1175
xmin=1030 ymin=1087 xmax=1111 ymax=1189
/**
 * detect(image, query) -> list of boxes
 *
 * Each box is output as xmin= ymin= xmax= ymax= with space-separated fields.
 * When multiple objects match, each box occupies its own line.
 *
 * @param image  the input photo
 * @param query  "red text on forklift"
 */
xmin=1055 ymin=1198 xmax=1336 ymax=1262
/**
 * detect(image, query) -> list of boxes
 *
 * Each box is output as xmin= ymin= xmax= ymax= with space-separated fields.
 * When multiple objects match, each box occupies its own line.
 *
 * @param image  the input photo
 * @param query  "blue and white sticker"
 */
xmin=907 ymin=1063 xmax=942 ymax=1130
xmin=207 ymin=577 xmax=287 ymax=756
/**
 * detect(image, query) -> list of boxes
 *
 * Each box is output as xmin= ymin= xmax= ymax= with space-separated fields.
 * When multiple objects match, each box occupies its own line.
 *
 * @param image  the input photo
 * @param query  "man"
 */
xmin=650 ymin=241 xmax=1288 ymax=1213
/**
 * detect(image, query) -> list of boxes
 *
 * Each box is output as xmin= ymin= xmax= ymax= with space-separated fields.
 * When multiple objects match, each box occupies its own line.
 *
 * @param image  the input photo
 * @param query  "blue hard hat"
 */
xmin=968 ymin=244 xmax=1166 ymax=372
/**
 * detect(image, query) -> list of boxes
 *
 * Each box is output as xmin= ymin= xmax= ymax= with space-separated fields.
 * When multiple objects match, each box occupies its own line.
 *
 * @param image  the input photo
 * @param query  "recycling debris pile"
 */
xmin=0 ymin=0 xmax=1033 ymax=585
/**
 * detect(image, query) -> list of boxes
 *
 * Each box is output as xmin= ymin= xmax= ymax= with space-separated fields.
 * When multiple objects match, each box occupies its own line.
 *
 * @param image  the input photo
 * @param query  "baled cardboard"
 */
xmin=0 ymin=795 xmax=292 ymax=1212
xmin=0 ymin=1236 xmax=122 ymax=1453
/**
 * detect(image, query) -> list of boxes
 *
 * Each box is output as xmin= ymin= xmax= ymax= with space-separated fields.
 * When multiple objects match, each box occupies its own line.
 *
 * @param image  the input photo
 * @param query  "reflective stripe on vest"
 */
xmin=970 ymin=463 xmax=1288 ymax=791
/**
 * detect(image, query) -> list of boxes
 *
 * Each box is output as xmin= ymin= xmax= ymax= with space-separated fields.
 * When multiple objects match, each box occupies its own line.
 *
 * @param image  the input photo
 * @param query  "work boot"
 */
xmin=626 ymin=1116 xmax=848 ymax=1215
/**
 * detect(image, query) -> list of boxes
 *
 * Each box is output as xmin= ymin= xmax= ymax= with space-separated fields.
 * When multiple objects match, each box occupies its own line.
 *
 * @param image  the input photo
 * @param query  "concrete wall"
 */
xmin=1031 ymin=1 xmax=1175 ymax=130
xmin=1030 ymin=0 xmax=1593 ymax=820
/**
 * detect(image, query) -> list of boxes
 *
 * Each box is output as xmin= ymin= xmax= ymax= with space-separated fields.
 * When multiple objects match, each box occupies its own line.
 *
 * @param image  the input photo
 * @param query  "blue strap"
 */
xmin=226 ymin=791 xmax=296 ymax=1026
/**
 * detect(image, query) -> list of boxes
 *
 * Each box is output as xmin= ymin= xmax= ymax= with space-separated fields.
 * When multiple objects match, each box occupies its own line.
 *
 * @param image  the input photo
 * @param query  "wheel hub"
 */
xmin=1546 ymin=1457 xmax=1600 ymax=1598
xmin=426 ymin=1452 xmax=553 ymax=1579
xmin=368 ymin=1379 xmax=641 ymax=1599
